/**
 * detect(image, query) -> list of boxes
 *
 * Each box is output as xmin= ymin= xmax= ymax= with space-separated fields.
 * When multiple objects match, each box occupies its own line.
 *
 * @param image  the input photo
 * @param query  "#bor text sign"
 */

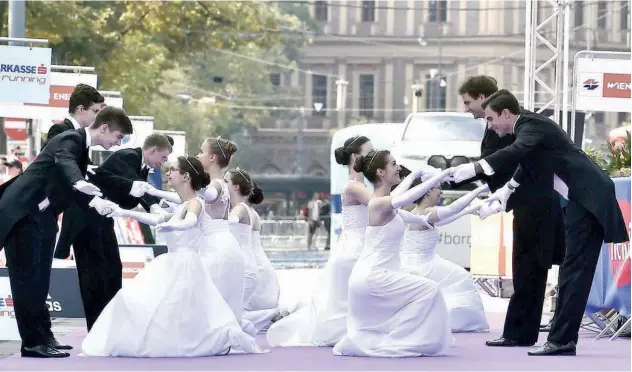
xmin=0 ymin=45 xmax=53 ymax=105
xmin=576 ymin=55 xmax=632 ymax=113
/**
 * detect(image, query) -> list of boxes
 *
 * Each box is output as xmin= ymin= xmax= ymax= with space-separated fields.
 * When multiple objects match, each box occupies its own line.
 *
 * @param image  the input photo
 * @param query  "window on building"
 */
xmin=621 ymin=1 xmax=630 ymax=30
xmin=269 ymin=73 xmax=281 ymax=87
xmin=617 ymin=112 xmax=631 ymax=124
xmin=362 ymin=0 xmax=375 ymax=22
xmin=359 ymin=74 xmax=374 ymax=118
xmin=428 ymin=0 xmax=447 ymax=23
xmin=597 ymin=1 xmax=608 ymax=29
xmin=574 ymin=1 xmax=584 ymax=26
xmin=425 ymin=74 xmax=447 ymax=111
xmin=312 ymin=74 xmax=327 ymax=117
xmin=314 ymin=1 xmax=328 ymax=22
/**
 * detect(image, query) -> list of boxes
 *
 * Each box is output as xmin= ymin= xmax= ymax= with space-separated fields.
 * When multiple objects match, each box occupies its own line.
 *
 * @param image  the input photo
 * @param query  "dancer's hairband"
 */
xmin=345 ymin=136 xmax=361 ymax=149
xmin=367 ymin=150 xmax=381 ymax=169
xmin=235 ymin=166 xmax=250 ymax=183
xmin=182 ymin=156 xmax=199 ymax=175
xmin=216 ymin=135 xmax=227 ymax=159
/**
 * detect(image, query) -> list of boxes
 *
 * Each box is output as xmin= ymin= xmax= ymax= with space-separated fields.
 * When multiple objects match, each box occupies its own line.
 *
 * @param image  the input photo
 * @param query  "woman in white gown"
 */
xmin=333 ymin=149 xmax=453 ymax=358
xmin=224 ymin=168 xmax=260 ymax=311
xmin=399 ymin=170 xmax=490 ymax=333
xmin=243 ymin=182 xmax=281 ymax=332
xmin=143 ymin=137 xmax=254 ymax=335
xmin=267 ymin=135 xmax=374 ymax=347
xmin=82 ymin=156 xmax=263 ymax=357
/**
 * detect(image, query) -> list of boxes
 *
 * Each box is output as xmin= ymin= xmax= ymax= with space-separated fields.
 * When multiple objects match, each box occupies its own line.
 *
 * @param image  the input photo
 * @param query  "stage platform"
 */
xmin=0 ymin=312 xmax=628 ymax=371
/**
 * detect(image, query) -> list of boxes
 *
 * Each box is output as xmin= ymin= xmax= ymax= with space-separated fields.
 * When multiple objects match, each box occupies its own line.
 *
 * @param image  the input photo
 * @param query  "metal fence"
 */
xmin=260 ymin=218 xmax=328 ymax=251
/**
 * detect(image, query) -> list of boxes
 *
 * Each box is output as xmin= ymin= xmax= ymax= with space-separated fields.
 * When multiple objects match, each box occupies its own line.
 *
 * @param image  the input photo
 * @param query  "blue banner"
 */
xmin=586 ymin=177 xmax=631 ymax=316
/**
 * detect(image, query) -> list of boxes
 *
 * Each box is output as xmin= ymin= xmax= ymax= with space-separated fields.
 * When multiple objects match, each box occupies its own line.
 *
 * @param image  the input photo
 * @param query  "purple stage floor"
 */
xmin=0 ymin=313 xmax=629 ymax=371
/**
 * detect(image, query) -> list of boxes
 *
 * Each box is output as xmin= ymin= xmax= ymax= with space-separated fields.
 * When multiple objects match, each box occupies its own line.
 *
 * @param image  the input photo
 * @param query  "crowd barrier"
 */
xmin=0 ymin=245 xmax=168 ymax=340
xmin=259 ymin=219 xmax=328 ymax=251
xmin=585 ymin=177 xmax=631 ymax=318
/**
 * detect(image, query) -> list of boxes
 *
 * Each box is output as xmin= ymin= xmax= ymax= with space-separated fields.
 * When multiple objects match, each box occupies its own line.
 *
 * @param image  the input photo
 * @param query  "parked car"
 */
xmin=391 ymin=112 xmax=486 ymax=190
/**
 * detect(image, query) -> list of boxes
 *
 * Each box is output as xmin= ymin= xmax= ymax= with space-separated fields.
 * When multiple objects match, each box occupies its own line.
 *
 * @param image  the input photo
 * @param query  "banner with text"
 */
xmin=0 ymin=46 xmax=52 ymax=105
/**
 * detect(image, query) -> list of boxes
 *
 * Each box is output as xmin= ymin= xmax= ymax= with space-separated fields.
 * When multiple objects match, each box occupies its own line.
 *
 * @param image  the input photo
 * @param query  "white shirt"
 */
xmin=66 ymin=115 xmax=81 ymax=130
xmin=479 ymin=115 xmax=569 ymax=200
xmin=308 ymin=200 xmax=321 ymax=221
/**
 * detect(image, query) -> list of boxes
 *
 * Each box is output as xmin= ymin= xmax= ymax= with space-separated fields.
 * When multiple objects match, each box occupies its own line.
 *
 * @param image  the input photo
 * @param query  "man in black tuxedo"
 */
xmin=458 ymin=77 xmax=565 ymax=348
xmin=54 ymin=133 xmax=172 ymax=330
xmin=42 ymin=83 xmax=105 ymax=149
xmin=0 ymin=107 xmax=133 ymax=358
xmin=448 ymin=90 xmax=629 ymax=356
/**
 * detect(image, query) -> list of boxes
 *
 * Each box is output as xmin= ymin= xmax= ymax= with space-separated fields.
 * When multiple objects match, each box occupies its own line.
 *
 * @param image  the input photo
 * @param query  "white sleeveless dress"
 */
xmin=81 ymin=198 xmax=263 ymax=357
xmin=229 ymin=202 xmax=260 ymax=310
xmin=199 ymin=181 xmax=254 ymax=336
xmin=401 ymin=228 xmax=489 ymax=333
xmin=242 ymin=224 xmax=281 ymax=332
xmin=266 ymin=190 xmax=367 ymax=347
xmin=333 ymin=214 xmax=453 ymax=358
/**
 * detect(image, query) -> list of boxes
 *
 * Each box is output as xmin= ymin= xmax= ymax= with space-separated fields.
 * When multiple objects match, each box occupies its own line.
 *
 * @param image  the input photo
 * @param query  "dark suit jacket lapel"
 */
xmin=77 ymin=128 xmax=89 ymax=173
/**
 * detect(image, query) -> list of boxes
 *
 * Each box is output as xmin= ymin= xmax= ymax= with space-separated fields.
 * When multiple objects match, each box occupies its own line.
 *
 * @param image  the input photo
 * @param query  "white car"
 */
xmin=391 ymin=112 xmax=486 ymax=176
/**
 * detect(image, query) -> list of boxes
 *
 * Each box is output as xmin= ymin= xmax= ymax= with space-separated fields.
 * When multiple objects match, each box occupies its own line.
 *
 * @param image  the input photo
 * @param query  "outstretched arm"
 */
xmin=390 ymin=169 xmax=451 ymax=209
xmin=435 ymin=204 xmax=481 ymax=227
xmin=154 ymin=199 xmax=203 ymax=232
xmin=397 ymin=209 xmax=432 ymax=228
xmin=428 ymin=184 xmax=489 ymax=225
xmin=110 ymin=207 xmax=170 ymax=226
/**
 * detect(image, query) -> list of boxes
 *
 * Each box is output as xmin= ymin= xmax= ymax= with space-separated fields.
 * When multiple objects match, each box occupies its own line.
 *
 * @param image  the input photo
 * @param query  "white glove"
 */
xmin=446 ymin=163 xmax=476 ymax=183
xmin=419 ymin=165 xmax=442 ymax=177
xmin=88 ymin=196 xmax=118 ymax=216
xmin=487 ymin=183 xmax=515 ymax=210
xmin=87 ymin=164 xmax=98 ymax=175
xmin=479 ymin=200 xmax=504 ymax=220
xmin=74 ymin=180 xmax=102 ymax=197
xmin=154 ymin=222 xmax=176 ymax=233
xmin=106 ymin=206 xmax=127 ymax=218
xmin=129 ymin=181 xmax=150 ymax=197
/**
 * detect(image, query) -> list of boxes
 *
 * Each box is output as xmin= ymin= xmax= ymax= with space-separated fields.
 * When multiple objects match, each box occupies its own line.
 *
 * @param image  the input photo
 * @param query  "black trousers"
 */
xmin=73 ymin=215 xmax=122 ymax=330
xmin=4 ymin=209 xmax=58 ymax=347
xmin=502 ymin=206 xmax=550 ymax=344
xmin=548 ymin=199 xmax=604 ymax=345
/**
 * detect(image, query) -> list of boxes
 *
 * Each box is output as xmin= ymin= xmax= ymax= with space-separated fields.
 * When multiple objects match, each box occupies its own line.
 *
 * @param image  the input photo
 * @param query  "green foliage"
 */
xmin=585 ymin=131 xmax=631 ymax=178
xmin=607 ymin=131 xmax=631 ymax=178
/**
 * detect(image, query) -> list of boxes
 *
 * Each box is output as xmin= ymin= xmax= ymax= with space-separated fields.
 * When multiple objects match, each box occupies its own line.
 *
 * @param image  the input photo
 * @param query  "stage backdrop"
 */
xmin=585 ymin=177 xmax=631 ymax=316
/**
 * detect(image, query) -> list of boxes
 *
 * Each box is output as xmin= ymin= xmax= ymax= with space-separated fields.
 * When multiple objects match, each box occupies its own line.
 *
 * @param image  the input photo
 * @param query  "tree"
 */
xmin=21 ymin=1 xmax=296 ymax=115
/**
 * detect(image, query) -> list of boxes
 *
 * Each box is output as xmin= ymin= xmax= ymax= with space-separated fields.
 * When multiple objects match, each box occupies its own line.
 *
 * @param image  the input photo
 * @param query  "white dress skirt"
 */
xmin=81 ymin=199 xmax=263 ymax=357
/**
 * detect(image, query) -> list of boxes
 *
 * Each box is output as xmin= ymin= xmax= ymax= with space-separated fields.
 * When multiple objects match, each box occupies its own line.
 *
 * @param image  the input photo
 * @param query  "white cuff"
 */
xmin=479 ymin=160 xmax=495 ymax=176
xmin=508 ymin=178 xmax=520 ymax=188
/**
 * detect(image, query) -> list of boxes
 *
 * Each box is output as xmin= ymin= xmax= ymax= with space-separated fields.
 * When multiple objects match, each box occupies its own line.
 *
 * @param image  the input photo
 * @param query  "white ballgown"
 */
xmin=81 ymin=198 xmax=263 ymax=357
xmin=401 ymin=228 xmax=489 ymax=332
xmin=199 ymin=181 xmax=256 ymax=336
xmin=333 ymin=214 xmax=453 ymax=357
xmin=266 ymin=192 xmax=367 ymax=347
xmin=229 ymin=202 xmax=260 ymax=310
xmin=242 ymin=225 xmax=281 ymax=332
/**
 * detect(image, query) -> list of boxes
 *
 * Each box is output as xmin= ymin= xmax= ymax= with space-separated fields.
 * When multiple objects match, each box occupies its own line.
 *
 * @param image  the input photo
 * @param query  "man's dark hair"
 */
xmin=143 ymin=133 xmax=172 ymax=152
xmin=69 ymin=84 xmax=105 ymax=114
xmin=90 ymin=106 xmax=134 ymax=135
xmin=481 ymin=89 xmax=522 ymax=115
xmin=458 ymin=75 xmax=499 ymax=99
xmin=165 ymin=135 xmax=174 ymax=146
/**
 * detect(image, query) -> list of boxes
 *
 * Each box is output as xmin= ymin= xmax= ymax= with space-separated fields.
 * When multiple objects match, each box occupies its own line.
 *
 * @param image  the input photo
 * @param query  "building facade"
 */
xmin=252 ymin=0 xmax=631 ymax=176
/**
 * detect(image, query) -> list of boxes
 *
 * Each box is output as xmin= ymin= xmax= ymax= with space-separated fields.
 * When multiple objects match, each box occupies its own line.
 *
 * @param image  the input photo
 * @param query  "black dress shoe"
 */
xmin=528 ymin=341 xmax=576 ymax=356
xmin=486 ymin=337 xmax=535 ymax=347
xmin=49 ymin=338 xmax=73 ymax=350
xmin=21 ymin=345 xmax=70 ymax=358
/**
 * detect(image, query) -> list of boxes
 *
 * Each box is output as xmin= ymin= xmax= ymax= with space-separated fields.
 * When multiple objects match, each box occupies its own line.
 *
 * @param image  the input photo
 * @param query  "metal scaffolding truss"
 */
xmin=523 ymin=0 xmax=571 ymax=129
